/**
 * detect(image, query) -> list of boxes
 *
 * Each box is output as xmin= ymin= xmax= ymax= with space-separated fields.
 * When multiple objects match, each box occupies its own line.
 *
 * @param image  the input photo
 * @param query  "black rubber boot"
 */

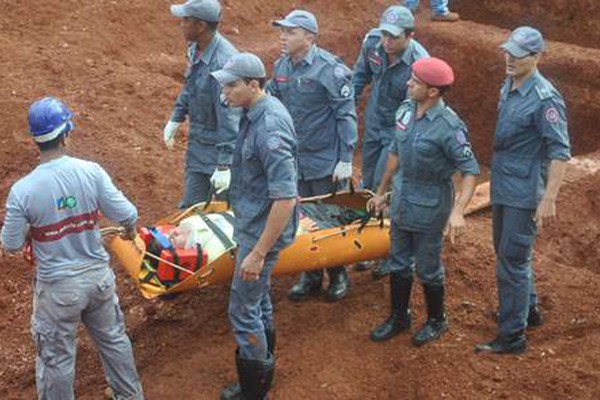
xmin=371 ymin=259 xmax=391 ymax=280
xmin=288 ymin=271 xmax=322 ymax=301
xmin=412 ymin=285 xmax=448 ymax=347
xmin=221 ymin=351 xmax=275 ymax=400
xmin=475 ymin=331 xmax=527 ymax=354
xmin=527 ymin=305 xmax=543 ymax=328
xmin=222 ymin=326 xmax=277 ymax=399
xmin=370 ymin=274 xmax=412 ymax=342
xmin=324 ymin=266 xmax=349 ymax=302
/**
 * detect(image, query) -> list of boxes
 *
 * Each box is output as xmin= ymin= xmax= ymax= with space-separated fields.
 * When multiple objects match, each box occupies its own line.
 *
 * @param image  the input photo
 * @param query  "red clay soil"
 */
xmin=1 ymin=1 xmax=600 ymax=399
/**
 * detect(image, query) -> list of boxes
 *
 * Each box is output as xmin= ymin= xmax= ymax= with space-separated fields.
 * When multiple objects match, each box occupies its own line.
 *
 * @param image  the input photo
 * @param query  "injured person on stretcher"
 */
xmin=105 ymin=191 xmax=391 ymax=298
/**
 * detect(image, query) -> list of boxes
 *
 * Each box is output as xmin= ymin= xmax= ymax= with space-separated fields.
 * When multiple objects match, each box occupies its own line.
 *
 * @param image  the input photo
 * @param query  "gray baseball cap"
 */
xmin=272 ymin=10 xmax=319 ymax=34
xmin=501 ymin=26 xmax=545 ymax=58
xmin=211 ymin=53 xmax=267 ymax=85
xmin=378 ymin=5 xmax=414 ymax=37
xmin=170 ymin=0 xmax=221 ymax=22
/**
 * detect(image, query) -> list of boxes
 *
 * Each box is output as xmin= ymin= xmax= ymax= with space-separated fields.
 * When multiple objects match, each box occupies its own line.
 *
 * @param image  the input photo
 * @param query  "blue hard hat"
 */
xmin=28 ymin=97 xmax=74 ymax=143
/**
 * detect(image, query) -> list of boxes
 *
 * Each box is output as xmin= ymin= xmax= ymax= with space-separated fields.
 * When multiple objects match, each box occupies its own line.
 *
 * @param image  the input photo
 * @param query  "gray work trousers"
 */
xmin=31 ymin=266 xmax=143 ymax=400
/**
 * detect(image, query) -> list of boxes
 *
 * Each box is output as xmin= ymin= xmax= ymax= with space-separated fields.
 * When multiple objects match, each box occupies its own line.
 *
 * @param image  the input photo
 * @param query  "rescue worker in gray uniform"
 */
xmin=476 ymin=27 xmax=571 ymax=355
xmin=163 ymin=0 xmax=241 ymax=207
xmin=352 ymin=5 xmax=429 ymax=279
xmin=212 ymin=53 xmax=299 ymax=400
xmin=369 ymin=58 xmax=480 ymax=346
xmin=1 ymin=97 xmax=143 ymax=400
xmin=267 ymin=10 xmax=358 ymax=302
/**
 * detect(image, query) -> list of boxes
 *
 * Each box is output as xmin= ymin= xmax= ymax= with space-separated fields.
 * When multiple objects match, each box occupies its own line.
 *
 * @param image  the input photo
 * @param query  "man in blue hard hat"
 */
xmin=1 ymin=97 xmax=144 ymax=399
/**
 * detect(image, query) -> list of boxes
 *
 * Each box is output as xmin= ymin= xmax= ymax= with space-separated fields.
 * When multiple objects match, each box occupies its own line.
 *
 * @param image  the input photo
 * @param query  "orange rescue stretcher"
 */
xmin=106 ymin=190 xmax=390 ymax=299
xmin=105 ymin=184 xmax=491 ymax=300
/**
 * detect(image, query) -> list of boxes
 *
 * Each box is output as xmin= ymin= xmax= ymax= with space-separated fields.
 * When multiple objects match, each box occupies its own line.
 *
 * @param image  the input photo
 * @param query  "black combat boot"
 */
xmin=370 ymin=274 xmax=412 ymax=342
xmin=221 ymin=350 xmax=275 ymax=400
xmin=288 ymin=271 xmax=322 ymax=301
xmin=324 ymin=266 xmax=349 ymax=302
xmin=412 ymin=284 xmax=448 ymax=347
xmin=475 ymin=330 xmax=527 ymax=354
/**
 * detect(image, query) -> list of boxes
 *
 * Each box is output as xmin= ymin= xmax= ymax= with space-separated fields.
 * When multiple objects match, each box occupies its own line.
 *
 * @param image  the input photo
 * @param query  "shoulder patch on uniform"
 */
xmin=545 ymin=107 xmax=560 ymax=124
xmin=462 ymin=147 xmax=474 ymax=158
xmin=267 ymin=134 xmax=282 ymax=151
xmin=535 ymin=84 xmax=552 ymax=100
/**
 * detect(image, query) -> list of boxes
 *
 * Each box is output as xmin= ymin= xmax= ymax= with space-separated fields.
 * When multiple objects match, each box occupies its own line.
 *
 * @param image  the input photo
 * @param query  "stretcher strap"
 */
xmin=200 ymin=214 xmax=235 ymax=250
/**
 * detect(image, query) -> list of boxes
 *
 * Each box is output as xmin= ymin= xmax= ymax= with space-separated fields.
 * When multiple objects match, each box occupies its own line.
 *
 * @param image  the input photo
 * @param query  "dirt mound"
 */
xmin=1 ymin=0 xmax=600 ymax=399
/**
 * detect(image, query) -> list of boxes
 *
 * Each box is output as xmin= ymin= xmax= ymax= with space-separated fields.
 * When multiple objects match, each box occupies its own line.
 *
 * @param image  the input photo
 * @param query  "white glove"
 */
xmin=333 ymin=161 xmax=353 ymax=181
xmin=163 ymin=121 xmax=181 ymax=150
xmin=210 ymin=168 xmax=231 ymax=194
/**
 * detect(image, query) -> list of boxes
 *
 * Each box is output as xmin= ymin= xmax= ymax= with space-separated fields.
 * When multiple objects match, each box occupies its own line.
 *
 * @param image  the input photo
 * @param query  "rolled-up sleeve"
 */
xmin=443 ymin=129 xmax=481 ymax=176
xmin=538 ymin=97 xmax=571 ymax=161
xmin=257 ymin=131 xmax=298 ymax=200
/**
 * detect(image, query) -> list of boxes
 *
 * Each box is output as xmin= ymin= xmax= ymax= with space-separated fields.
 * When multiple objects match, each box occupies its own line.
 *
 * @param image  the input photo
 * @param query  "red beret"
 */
xmin=412 ymin=57 xmax=455 ymax=87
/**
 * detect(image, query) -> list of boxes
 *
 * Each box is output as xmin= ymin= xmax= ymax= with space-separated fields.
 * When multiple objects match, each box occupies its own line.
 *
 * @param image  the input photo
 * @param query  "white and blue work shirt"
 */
xmin=1 ymin=156 xmax=138 ymax=282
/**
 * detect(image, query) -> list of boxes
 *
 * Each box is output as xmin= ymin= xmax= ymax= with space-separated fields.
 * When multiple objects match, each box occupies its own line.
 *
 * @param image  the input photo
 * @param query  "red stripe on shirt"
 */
xmin=30 ymin=210 xmax=100 ymax=243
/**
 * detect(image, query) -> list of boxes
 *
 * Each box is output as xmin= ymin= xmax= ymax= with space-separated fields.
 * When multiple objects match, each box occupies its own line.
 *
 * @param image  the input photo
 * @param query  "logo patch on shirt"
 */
xmin=545 ymin=107 xmax=560 ymax=124
xmin=275 ymin=75 xmax=289 ymax=83
xmin=340 ymin=84 xmax=352 ymax=98
xmin=56 ymin=196 xmax=77 ymax=210
xmin=267 ymin=135 xmax=282 ymax=150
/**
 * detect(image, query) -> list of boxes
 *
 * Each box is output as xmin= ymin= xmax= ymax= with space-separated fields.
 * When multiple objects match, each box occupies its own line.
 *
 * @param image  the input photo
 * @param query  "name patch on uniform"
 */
xmin=340 ymin=84 xmax=352 ymax=98
xmin=275 ymin=76 xmax=289 ymax=83
xmin=267 ymin=135 xmax=282 ymax=150
xmin=368 ymin=53 xmax=382 ymax=66
xmin=545 ymin=107 xmax=560 ymax=123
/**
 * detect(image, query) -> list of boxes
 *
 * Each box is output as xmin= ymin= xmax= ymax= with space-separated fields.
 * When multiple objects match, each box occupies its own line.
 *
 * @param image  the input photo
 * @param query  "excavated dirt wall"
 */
xmin=454 ymin=0 xmax=600 ymax=50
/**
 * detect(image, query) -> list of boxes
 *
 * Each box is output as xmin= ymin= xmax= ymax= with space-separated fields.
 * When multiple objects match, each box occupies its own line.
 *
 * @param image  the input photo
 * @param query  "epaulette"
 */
xmin=534 ymin=83 xmax=553 ymax=100
xmin=442 ymin=107 xmax=464 ymax=129
xmin=363 ymin=28 xmax=381 ymax=44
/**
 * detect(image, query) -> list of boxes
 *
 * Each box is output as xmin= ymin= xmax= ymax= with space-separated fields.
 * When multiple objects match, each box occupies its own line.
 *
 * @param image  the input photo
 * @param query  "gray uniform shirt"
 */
xmin=229 ymin=95 xmax=299 ymax=252
xmin=389 ymin=100 xmax=480 ymax=232
xmin=267 ymin=45 xmax=357 ymax=181
xmin=170 ymin=33 xmax=241 ymax=173
xmin=491 ymin=71 xmax=571 ymax=209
